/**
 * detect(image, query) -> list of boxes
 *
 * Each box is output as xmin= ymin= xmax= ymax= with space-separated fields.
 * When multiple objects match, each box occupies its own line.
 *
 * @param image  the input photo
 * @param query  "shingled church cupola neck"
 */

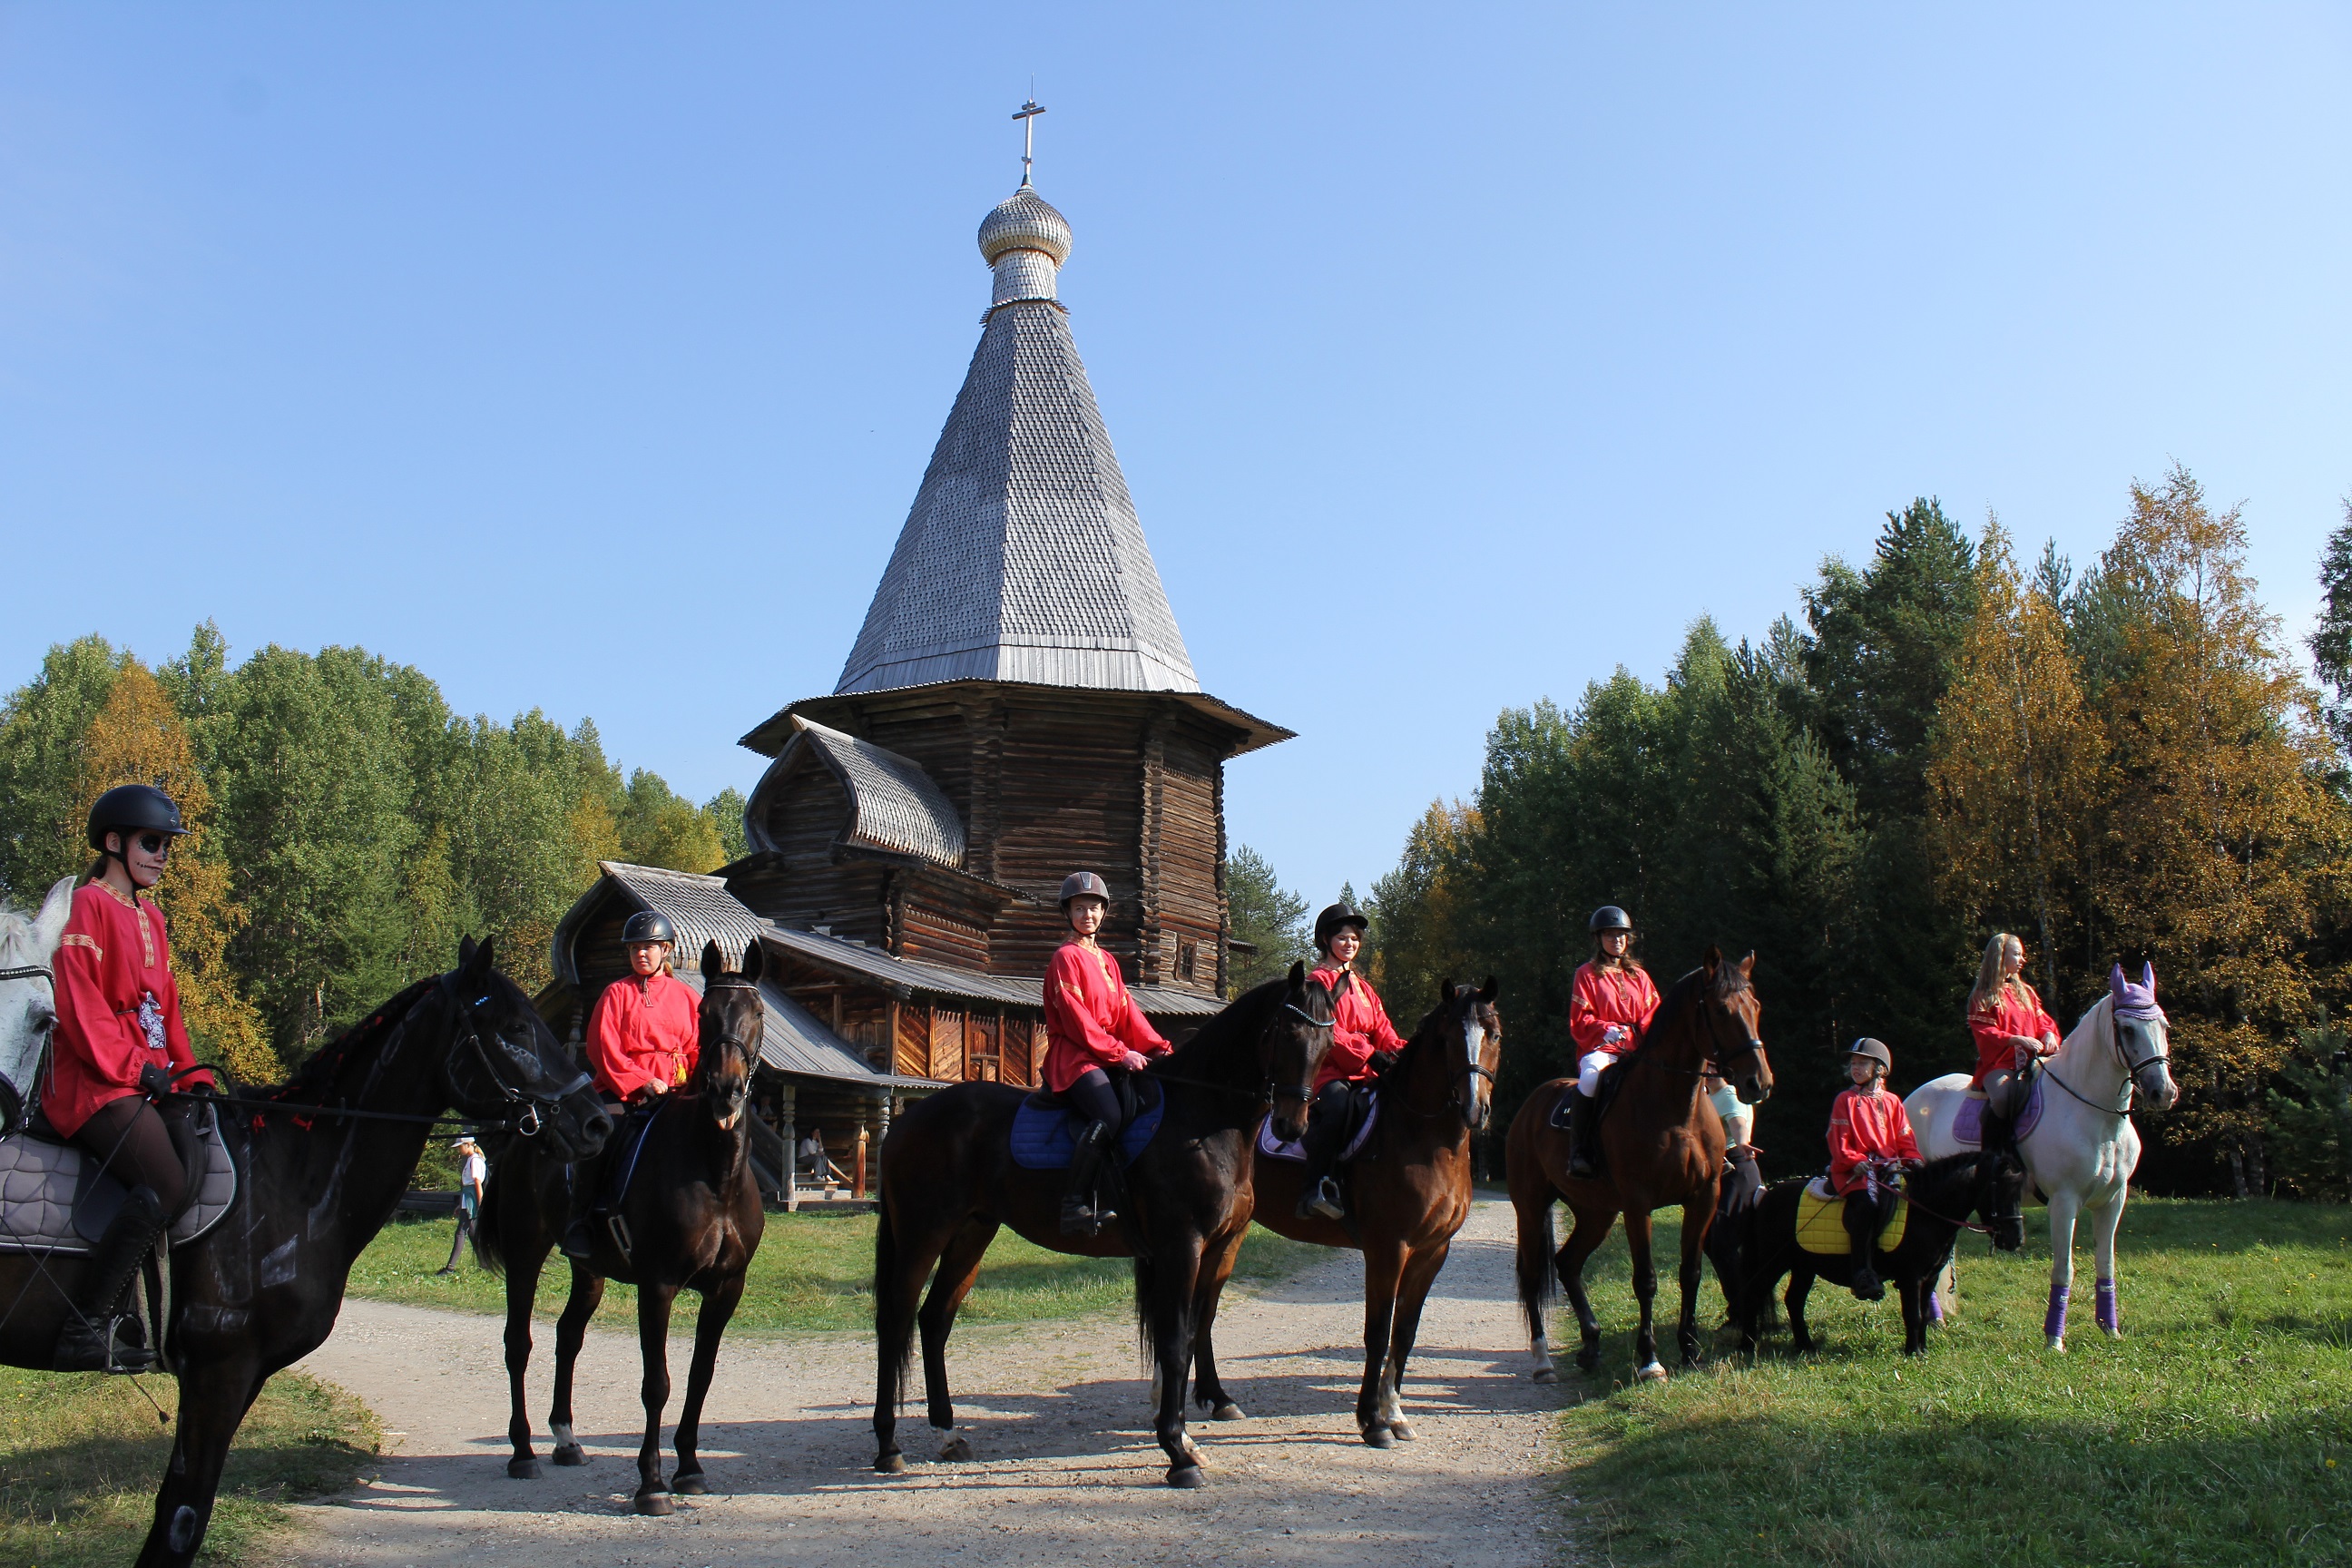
xmin=979 ymin=185 xmax=1072 ymax=306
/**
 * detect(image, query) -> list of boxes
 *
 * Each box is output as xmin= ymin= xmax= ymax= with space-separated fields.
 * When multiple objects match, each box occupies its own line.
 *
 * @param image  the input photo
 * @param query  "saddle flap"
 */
xmin=70 ymin=1160 xmax=128 ymax=1244
xmin=1254 ymin=1092 xmax=1380 ymax=1164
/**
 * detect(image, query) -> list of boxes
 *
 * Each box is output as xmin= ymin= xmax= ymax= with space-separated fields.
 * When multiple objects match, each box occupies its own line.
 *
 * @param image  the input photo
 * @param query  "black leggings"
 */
xmin=71 ymin=1096 xmax=187 ymax=1215
xmin=1065 ymin=1068 xmax=1122 ymax=1131
xmin=1301 ymin=1080 xmax=1354 ymax=1161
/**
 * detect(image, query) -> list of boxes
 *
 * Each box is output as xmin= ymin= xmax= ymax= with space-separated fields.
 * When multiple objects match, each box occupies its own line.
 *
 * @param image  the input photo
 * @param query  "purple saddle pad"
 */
xmin=1256 ymin=1098 xmax=1379 ymax=1164
xmin=1951 ymin=1078 xmax=2044 ymax=1146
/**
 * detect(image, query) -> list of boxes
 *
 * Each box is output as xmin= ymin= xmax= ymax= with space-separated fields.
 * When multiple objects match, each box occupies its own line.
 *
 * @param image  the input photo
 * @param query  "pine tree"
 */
xmin=1224 ymin=846 xmax=1308 ymax=996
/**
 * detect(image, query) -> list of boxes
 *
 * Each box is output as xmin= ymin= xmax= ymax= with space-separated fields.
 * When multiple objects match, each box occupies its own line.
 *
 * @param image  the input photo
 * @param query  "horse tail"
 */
xmin=1132 ymin=1251 xmax=1165 ymax=1378
xmin=873 ymin=1200 xmax=915 ymax=1397
xmin=1514 ymin=1195 xmax=1555 ymax=1347
xmin=470 ymin=1165 xmax=507 ymax=1276
xmin=1505 ymin=1091 xmax=1559 ymax=1347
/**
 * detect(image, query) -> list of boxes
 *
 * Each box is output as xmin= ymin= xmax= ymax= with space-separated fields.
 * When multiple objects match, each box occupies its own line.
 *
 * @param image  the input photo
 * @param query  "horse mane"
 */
xmin=241 ymin=975 xmax=440 ymax=1102
xmin=1154 ymin=974 xmax=1328 ymax=1078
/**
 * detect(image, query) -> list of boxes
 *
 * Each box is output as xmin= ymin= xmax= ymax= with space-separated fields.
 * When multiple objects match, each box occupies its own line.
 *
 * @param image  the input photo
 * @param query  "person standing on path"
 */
xmin=438 ymin=1135 xmax=487 ymax=1276
xmin=1041 ymin=872 xmax=1170 ymax=1236
xmin=1563 ymin=905 xmax=1661 ymax=1178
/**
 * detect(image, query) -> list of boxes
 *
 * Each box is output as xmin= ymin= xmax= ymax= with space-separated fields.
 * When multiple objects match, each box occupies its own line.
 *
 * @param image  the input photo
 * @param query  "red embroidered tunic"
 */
xmin=1967 ymin=982 xmax=2061 ymax=1086
xmin=47 ymin=881 xmax=212 ymax=1139
xmin=586 ymin=972 xmax=701 ymax=1102
xmin=1568 ymin=961 xmax=1661 ymax=1056
xmin=1308 ymin=967 xmax=1406 ymax=1090
xmin=1042 ymin=942 xmax=1168 ymax=1094
xmin=1827 ymin=1085 xmax=1921 ymax=1195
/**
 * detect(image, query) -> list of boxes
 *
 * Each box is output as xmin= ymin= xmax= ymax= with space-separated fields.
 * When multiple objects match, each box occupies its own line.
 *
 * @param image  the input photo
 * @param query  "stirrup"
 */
xmin=1060 ymin=1196 xmax=1111 ymax=1237
xmin=1302 ymin=1175 xmax=1346 ymax=1221
xmin=54 ymin=1314 xmax=157 ymax=1375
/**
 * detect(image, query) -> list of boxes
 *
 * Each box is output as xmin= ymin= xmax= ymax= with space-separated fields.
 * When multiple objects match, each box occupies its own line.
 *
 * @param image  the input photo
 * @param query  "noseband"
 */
xmin=0 ymin=965 xmax=53 ymax=984
xmin=1265 ymin=1000 xmax=1334 ymax=1108
xmin=437 ymin=975 xmax=591 ymax=1139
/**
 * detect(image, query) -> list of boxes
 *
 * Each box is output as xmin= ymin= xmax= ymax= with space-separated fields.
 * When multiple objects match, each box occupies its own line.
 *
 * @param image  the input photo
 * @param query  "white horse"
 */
xmin=1906 ymin=964 xmax=2179 ymax=1351
xmin=0 ymin=877 xmax=74 ymax=1134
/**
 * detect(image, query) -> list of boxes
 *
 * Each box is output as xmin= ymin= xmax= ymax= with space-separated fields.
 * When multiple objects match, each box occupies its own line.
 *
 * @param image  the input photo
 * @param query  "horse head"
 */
xmin=1699 ymin=946 xmax=1772 ymax=1105
xmin=1266 ymin=961 xmax=1336 ymax=1143
xmin=1975 ymin=1150 xmax=2030 ymax=1251
xmin=0 ymin=877 xmax=72 ymax=1134
xmin=697 ymin=940 xmax=765 ymax=1132
xmin=438 ymin=935 xmax=611 ymax=1161
xmin=1436 ymin=975 xmax=1503 ymax=1133
xmin=2109 ymin=962 xmax=2179 ymax=1112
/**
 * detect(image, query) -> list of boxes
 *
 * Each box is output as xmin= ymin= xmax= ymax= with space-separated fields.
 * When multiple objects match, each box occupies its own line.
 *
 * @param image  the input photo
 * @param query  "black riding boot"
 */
xmin=1843 ymin=1191 xmax=1886 ymax=1301
xmin=1566 ymin=1091 xmax=1602 ymax=1179
xmin=1061 ymin=1121 xmax=1119 ymax=1237
xmin=54 ymin=1186 xmax=166 ymax=1372
xmin=560 ymin=1163 xmax=596 ymax=1261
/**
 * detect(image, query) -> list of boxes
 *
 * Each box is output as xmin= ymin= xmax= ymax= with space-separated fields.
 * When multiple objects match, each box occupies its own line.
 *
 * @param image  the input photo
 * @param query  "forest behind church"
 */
xmin=0 ymin=624 xmax=745 ymax=1083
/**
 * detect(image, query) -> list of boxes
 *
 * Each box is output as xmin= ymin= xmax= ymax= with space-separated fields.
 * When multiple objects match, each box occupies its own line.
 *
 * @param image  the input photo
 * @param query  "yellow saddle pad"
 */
xmin=1795 ymin=1176 xmax=1909 ymax=1257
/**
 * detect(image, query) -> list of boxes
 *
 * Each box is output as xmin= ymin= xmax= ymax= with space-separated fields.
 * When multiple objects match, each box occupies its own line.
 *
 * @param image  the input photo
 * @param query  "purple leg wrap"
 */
xmin=2044 ymin=1283 xmax=2070 ymax=1339
xmin=2095 ymin=1278 xmax=2117 ymax=1332
xmin=1926 ymin=1289 xmax=1944 ymax=1323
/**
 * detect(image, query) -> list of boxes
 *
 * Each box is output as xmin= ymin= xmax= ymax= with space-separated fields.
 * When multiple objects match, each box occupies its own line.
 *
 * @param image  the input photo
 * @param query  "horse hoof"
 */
xmin=1210 ymin=1403 xmax=1247 ymax=1422
xmin=875 ymin=1452 xmax=906 ymax=1475
xmin=1166 ymin=1465 xmax=1207 ymax=1489
xmin=1635 ymin=1362 xmax=1668 ymax=1384
xmin=1362 ymin=1426 xmax=1395 ymax=1449
xmin=507 ymin=1457 xmax=541 ymax=1480
xmin=1387 ymin=1418 xmax=1417 ymax=1442
xmin=634 ymin=1490 xmax=674 ymax=1516
xmin=2048 ymin=1337 xmax=2066 ymax=1353
xmin=671 ymin=1474 xmax=708 ymax=1495
xmin=552 ymin=1445 xmax=586 ymax=1467
xmin=939 ymin=1436 xmax=974 ymax=1463
xmin=1532 ymin=1365 xmax=1558 ymax=1385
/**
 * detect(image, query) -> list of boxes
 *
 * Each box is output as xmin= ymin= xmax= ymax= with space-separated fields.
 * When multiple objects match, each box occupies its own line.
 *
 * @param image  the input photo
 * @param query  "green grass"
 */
xmin=0 ymin=1367 xmax=378 ymax=1568
xmin=349 ymin=1208 xmax=1324 ymax=1334
xmin=1552 ymin=1196 xmax=2352 ymax=1567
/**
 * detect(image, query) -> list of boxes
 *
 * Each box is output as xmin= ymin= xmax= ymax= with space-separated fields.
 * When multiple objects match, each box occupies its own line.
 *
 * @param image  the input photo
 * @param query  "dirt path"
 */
xmin=287 ymin=1199 xmax=1573 ymax=1566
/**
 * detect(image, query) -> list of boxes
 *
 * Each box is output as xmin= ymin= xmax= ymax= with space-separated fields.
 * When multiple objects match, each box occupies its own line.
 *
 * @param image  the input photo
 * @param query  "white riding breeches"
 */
xmin=1577 ymin=1050 xmax=1617 ymax=1097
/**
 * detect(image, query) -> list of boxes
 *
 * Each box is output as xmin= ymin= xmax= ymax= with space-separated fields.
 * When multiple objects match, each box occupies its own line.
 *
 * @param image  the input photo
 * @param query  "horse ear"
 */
xmin=34 ymin=875 xmax=74 ymax=956
xmin=1479 ymin=975 xmax=1499 ymax=1003
xmin=1288 ymin=960 xmax=1307 ymax=991
xmin=701 ymin=941 xmax=723 ymax=982
xmin=475 ymin=935 xmax=496 ymax=974
xmin=1439 ymin=976 xmax=1455 ymax=1006
xmin=2140 ymin=961 xmax=2155 ymax=996
xmin=741 ymin=940 xmax=764 ymax=984
xmin=1702 ymin=945 xmax=1721 ymax=980
xmin=456 ymin=934 xmax=477 ymax=968
xmin=1739 ymin=951 xmax=1755 ymax=980
xmin=2109 ymin=963 xmax=2126 ymax=998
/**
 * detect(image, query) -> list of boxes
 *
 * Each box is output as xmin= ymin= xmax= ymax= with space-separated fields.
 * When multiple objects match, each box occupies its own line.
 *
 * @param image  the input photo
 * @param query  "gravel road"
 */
xmin=286 ymin=1198 xmax=1573 ymax=1566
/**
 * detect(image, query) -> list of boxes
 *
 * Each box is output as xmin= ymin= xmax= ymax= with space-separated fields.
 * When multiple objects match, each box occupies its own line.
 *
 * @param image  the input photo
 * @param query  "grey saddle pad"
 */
xmin=0 ymin=1104 xmax=238 ymax=1255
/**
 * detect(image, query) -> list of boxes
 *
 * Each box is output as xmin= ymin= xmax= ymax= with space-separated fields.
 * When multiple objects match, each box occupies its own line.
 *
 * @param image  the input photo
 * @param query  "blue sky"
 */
xmin=4 ymin=5 xmax=2348 ymax=910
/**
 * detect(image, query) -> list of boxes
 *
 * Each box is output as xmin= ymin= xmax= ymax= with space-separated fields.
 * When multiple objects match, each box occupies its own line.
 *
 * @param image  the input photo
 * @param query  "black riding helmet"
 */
xmin=622 ymin=911 xmax=676 ymax=946
xmin=87 ymin=784 xmax=189 ymax=852
xmin=1314 ymin=902 xmax=1368 ymax=956
xmin=1588 ymin=906 xmax=1633 ymax=935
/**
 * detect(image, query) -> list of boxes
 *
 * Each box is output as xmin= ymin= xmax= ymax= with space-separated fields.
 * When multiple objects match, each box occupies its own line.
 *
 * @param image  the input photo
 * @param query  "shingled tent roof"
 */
xmin=833 ymin=183 xmax=1200 ymax=700
xmin=743 ymin=715 xmax=967 ymax=868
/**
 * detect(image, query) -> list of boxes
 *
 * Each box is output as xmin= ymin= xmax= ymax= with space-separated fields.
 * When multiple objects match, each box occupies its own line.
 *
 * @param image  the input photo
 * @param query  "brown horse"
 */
xmin=1506 ymin=948 xmax=1771 ymax=1381
xmin=476 ymin=940 xmax=766 ymax=1514
xmin=870 ymin=963 xmax=1332 ymax=1488
xmin=1222 ymin=977 xmax=1501 ymax=1447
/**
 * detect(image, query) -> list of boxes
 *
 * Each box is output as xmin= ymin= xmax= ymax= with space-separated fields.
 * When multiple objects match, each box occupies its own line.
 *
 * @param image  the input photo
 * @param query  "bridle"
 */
xmin=434 ymin=973 xmax=592 ymax=1139
xmin=0 ymin=965 xmax=52 ymax=985
xmin=1397 ymin=994 xmax=1499 ymax=1128
xmin=2042 ymin=1004 xmax=2171 ymax=1116
xmin=1264 ymin=999 xmax=1335 ymax=1112
xmin=698 ymin=975 xmax=762 ymax=1104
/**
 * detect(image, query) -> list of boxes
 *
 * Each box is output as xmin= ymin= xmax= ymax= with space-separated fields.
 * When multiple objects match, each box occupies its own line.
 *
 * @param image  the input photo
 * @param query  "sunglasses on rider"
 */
xmin=134 ymin=832 xmax=172 ymax=857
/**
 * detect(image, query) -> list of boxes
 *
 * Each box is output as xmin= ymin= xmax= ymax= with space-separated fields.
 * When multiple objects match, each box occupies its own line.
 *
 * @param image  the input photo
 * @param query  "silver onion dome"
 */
xmin=977 ymin=186 xmax=1073 ymax=268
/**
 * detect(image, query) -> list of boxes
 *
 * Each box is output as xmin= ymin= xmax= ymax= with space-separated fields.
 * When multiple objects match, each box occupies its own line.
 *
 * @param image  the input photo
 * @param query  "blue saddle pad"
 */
xmin=1010 ymin=1094 xmax=1164 ymax=1171
xmin=1952 ymin=1077 xmax=2045 ymax=1146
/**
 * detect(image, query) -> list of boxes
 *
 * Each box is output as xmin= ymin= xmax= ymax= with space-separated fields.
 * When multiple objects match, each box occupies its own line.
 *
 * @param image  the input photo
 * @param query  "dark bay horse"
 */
xmin=1230 ymin=978 xmax=1501 ymax=1447
xmin=1506 ymin=947 xmax=1771 ymax=1382
xmin=872 ymin=963 xmax=1333 ymax=1488
xmin=0 ymin=936 xmax=610 ymax=1568
xmin=478 ymin=941 xmax=766 ymax=1514
xmin=1731 ymin=1152 xmax=2027 ymax=1357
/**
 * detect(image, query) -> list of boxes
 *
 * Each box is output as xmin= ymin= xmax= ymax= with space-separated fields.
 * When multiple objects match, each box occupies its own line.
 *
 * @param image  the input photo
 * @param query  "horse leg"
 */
xmin=1676 ymin=1197 xmax=1710 ymax=1368
xmin=1380 ymin=1240 xmax=1451 ymax=1443
xmin=873 ymin=1204 xmax=956 ymax=1475
xmin=1899 ymin=1272 xmax=1927 ymax=1356
xmin=132 ymin=1350 xmax=264 ymax=1567
xmin=1188 ymin=1220 xmax=1250 ymax=1420
xmin=548 ymin=1265 xmax=606 ymax=1467
xmin=632 ymin=1281 xmax=681 ymax=1514
xmin=1557 ymin=1202 xmax=1616 ymax=1375
xmin=918 ymin=1217 xmax=1000 ymax=1436
xmin=1787 ymin=1268 xmax=1817 ymax=1354
xmin=2092 ymin=1185 xmax=2127 ymax=1338
xmin=2044 ymin=1188 xmax=2082 ymax=1352
xmin=670 ymin=1270 xmax=744 ymax=1495
xmin=1148 ymin=1233 xmax=1209 ymax=1487
xmin=504 ymin=1242 xmax=551 ymax=1477
xmin=1356 ymin=1238 xmax=1406 ymax=1447
xmin=1624 ymin=1210 xmax=1665 ymax=1381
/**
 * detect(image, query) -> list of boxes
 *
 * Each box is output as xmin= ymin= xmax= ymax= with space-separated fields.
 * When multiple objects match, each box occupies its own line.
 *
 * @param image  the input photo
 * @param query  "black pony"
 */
xmin=1731 ymin=1151 xmax=2027 ymax=1357
xmin=477 ymin=940 xmax=767 ymax=1514
xmin=871 ymin=963 xmax=1332 ymax=1488
xmin=0 ymin=936 xmax=610 ymax=1568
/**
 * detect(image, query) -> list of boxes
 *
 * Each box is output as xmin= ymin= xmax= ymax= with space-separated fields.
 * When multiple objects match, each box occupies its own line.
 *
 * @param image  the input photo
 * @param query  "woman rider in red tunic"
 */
xmin=1296 ymin=902 xmax=1406 ymax=1221
xmin=562 ymin=909 xmax=700 ymax=1258
xmin=1564 ymin=905 xmax=1661 ymax=1178
xmin=1041 ymin=872 xmax=1171 ymax=1236
xmin=46 ymin=785 xmax=217 ymax=1369
xmin=1967 ymin=932 xmax=2061 ymax=1159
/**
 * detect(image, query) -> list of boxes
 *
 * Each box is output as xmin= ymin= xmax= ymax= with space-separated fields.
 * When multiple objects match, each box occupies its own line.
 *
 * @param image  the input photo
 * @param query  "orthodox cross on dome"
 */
xmin=1012 ymin=97 xmax=1045 ymax=187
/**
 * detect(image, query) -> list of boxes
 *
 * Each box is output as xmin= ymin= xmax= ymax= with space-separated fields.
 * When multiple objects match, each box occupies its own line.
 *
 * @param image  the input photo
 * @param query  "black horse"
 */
xmin=871 ymin=963 xmax=1332 ymax=1488
xmin=1731 ymin=1151 xmax=2027 ymax=1357
xmin=0 ymin=936 xmax=610 ymax=1568
xmin=478 ymin=940 xmax=767 ymax=1514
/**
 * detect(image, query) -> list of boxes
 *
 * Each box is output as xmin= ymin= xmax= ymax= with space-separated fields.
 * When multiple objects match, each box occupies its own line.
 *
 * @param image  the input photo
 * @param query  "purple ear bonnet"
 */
xmin=2110 ymin=962 xmax=2162 ymax=1022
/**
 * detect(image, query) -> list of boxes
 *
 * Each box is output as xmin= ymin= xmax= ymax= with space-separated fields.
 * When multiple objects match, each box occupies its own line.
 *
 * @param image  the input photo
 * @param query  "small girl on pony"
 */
xmin=1826 ymin=1037 xmax=1920 ymax=1301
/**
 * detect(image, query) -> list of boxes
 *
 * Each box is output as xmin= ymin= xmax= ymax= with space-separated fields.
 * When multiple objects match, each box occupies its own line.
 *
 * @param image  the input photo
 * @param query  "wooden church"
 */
xmin=539 ymin=147 xmax=1289 ymax=1193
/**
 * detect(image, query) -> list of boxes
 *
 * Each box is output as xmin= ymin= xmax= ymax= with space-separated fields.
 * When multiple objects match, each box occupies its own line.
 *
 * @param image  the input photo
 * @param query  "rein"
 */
xmin=0 ymin=965 xmax=52 ymax=984
xmin=2043 ymin=1006 xmax=2171 ymax=1117
xmin=1147 ymin=999 xmax=1332 ymax=1107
